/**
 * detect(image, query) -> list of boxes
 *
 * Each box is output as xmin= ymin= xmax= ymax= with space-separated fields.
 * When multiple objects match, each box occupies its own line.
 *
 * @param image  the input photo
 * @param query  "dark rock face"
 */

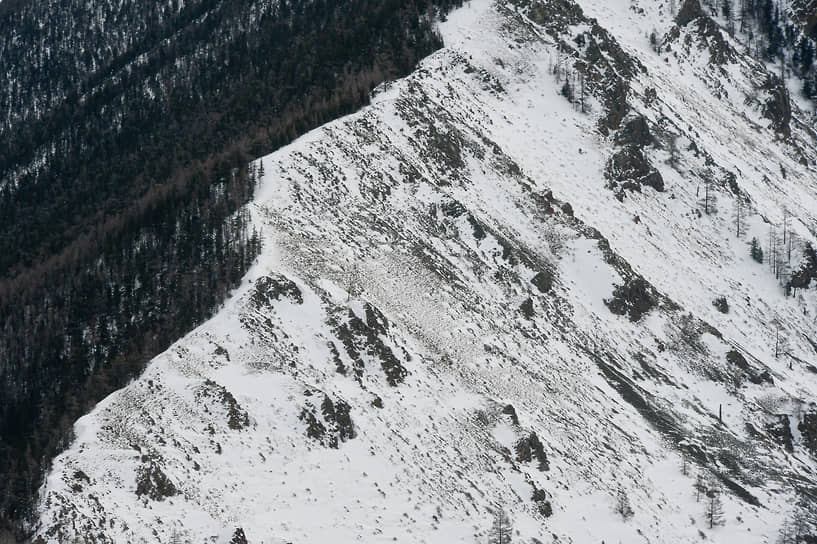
xmin=725 ymin=350 xmax=774 ymax=385
xmin=605 ymin=146 xmax=665 ymax=192
xmin=726 ymin=350 xmax=750 ymax=371
xmin=762 ymin=78 xmax=792 ymax=137
xmin=197 ymin=380 xmax=251 ymax=430
xmin=334 ymin=303 xmax=408 ymax=386
xmin=605 ymin=277 xmax=656 ymax=322
xmin=467 ymin=214 xmax=487 ymax=240
xmin=300 ymin=395 xmax=356 ymax=449
xmin=614 ymin=115 xmax=655 ymax=148
xmin=789 ymin=243 xmax=817 ymax=289
xmin=531 ymin=271 xmax=553 ymax=294
xmin=766 ymin=415 xmax=794 ymax=452
xmin=135 ymin=459 xmax=177 ymax=501
xmin=676 ymin=0 xmax=704 ymax=26
xmin=502 ymin=404 xmax=520 ymax=425
xmin=441 ymin=200 xmax=467 ymax=218
xmin=230 ymin=528 xmax=248 ymax=544
xmin=664 ymin=8 xmax=736 ymax=65
xmin=599 ymin=77 xmax=630 ymax=134
xmin=515 ymin=432 xmax=550 ymax=471
xmin=520 ymin=298 xmax=535 ymax=319
xmin=712 ymin=296 xmax=729 ymax=314
xmin=252 ymin=274 xmax=303 ymax=307
xmin=531 ymin=487 xmax=553 ymax=517
xmin=321 ymin=396 xmax=356 ymax=446
xmin=799 ymin=408 xmax=817 ymax=456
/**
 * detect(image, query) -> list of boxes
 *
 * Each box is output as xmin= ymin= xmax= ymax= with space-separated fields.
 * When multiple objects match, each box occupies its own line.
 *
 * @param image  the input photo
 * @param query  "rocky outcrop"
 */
xmin=762 ymin=77 xmax=792 ymax=138
xmin=605 ymin=145 xmax=665 ymax=192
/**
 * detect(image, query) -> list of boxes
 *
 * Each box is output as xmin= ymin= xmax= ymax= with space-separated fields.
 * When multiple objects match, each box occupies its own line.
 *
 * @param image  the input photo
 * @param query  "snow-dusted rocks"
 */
xmin=36 ymin=0 xmax=817 ymax=541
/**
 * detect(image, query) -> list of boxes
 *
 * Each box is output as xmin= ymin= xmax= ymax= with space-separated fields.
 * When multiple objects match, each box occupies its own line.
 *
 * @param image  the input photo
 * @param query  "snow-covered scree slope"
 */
xmin=36 ymin=0 xmax=817 ymax=542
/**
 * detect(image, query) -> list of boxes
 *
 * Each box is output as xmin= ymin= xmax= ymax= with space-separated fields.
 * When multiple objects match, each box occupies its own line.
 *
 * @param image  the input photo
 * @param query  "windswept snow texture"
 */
xmin=37 ymin=0 xmax=817 ymax=542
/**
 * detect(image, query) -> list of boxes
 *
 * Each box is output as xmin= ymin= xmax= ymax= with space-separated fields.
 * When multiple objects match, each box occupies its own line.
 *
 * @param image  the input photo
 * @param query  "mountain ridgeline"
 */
xmin=5 ymin=0 xmax=817 ymax=541
xmin=0 ymin=0 xmax=463 ymax=537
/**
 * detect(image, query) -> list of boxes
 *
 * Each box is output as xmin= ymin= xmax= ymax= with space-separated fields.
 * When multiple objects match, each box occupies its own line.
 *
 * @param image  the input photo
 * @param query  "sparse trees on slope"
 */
xmin=488 ymin=508 xmax=513 ymax=544
xmin=706 ymin=486 xmax=725 ymax=529
xmin=695 ymin=472 xmax=707 ymax=502
xmin=734 ymin=196 xmax=746 ymax=238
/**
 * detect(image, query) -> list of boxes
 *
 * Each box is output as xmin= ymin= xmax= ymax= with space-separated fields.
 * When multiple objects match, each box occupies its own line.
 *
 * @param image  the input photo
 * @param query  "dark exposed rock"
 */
xmin=766 ymin=415 xmax=794 ymax=452
xmin=599 ymin=76 xmax=630 ymax=134
xmin=335 ymin=303 xmax=408 ymax=386
xmin=230 ymin=528 xmax=248 ymax=544
xmin=531 ymin=270 xmax=553 ymax=294
xmin=712 ymin=296 xmax=728 ymax=313
xmin=614 ymin=115 xmax=655 ymax=148
xmin=789 ymin=243 xmax=817 ymax=290
xmin=762 ymin=77 xmax=792 ymax=137
xmin=329 ymin=342 xmax=347 ymax=376
xmin=197 ymin=380 xmax=250 ymax=430
xmin=605 ymin=277 xmax=656 ymax=322
xmin=321 ymin=396 xmax=356 ymax=447
xmin=532 ymin=487 xmax=553 ymax=517
xmin=520 ymin=298 xmax=535 ymax=319
xmin=502 ymin=404 xmax=519 ymax=425
xmin=300 ymin=407 xmax=327 ymax=443
xmin=605 ymin=145 xmax=664 ymax=192
xmin=441 ymin=200 xmax=467 ymax=218
xmin=525 ymin=1 xmax=640 ymax=136
xmin=527 ymin=0 xmax=584 ymax=30
xmin=467 ymin=214 xmax=487 ymax=240
xmin=726 ymin=349 xmax=750 ymax=371
xmin=748 ymin=369 xmax=774 ymax=385
xmin=252 ymin=274 xmax=303 ymax=307
xmin=301 ymin=395 xmax=356 ymax=449
xmin=365 ymin=303 xmax=389 ymax=335
xmin=726 ymin=350 xmax=773 ymax=385
xmin=665 ymin=6 xmax=736 ymax=65
xmin=516 ymin=432 xmax=550 ymax=471
xmin=135 ymin=459 xmax=177 ymax=501
xmin=799 ymin=408 xmax=817 ymax=456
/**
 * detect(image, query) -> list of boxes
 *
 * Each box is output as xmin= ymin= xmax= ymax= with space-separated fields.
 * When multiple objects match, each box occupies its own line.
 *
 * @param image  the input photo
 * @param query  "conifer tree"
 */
xmin=488 ymin=508 xmax=513 ymax=544
xmin=706 ymin=487 xmax=725 ymax=528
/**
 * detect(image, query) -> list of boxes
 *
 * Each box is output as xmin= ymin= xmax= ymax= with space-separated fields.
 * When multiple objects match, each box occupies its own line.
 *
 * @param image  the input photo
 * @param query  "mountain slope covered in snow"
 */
xmin=35 ymin=0 xmax=817 ymax=542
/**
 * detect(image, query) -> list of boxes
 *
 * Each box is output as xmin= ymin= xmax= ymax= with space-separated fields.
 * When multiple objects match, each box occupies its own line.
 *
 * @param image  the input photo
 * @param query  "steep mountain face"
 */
xmin=0 ymin=0 xmax=457 ymax=532
xmin=33 ymin=0 xmax=817 ymax=542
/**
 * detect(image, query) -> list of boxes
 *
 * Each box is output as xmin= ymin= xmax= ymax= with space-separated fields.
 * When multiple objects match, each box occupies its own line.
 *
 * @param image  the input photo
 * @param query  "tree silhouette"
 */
xmin=488 ymin=508 xmax=513 ymax=544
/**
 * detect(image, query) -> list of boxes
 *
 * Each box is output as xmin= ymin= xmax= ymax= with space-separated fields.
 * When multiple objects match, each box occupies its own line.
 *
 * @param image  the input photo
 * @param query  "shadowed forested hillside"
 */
xmin=0 ymin=0 xmax=461 ymax=537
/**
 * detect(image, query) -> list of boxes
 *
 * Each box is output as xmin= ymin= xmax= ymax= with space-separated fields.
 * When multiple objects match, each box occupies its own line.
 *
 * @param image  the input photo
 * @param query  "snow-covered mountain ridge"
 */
xmin=35 ymin=0 xmax=817 ymax=542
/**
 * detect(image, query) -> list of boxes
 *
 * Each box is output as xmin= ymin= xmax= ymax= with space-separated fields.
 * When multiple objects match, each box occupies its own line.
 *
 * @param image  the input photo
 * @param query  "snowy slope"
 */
xmin=36 ymin=0 xmax=817 ymax=542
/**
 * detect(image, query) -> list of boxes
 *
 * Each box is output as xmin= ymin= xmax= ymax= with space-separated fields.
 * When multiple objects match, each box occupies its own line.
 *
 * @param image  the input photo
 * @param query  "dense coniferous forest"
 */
xmin=712 ymin=0 xmax=817 ymax=99
xmin=0 ymin=0 xmax=462 ymax=537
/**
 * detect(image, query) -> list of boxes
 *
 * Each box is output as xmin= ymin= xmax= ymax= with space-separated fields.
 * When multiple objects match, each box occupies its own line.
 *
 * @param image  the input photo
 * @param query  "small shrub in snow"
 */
xmin=712 ymin=296 xmax=729 ymax=313
xmin=614 ymin=487 xmax=634 ymax=520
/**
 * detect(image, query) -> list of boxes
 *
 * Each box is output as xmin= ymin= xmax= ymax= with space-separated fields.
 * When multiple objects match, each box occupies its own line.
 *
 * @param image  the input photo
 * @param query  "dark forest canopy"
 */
xmin=0 ymin=0 xmax=461 ymax=537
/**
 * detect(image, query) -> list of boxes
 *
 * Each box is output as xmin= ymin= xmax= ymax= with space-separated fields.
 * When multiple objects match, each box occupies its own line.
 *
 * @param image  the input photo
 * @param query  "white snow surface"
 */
xmin=36 ymin=0 xmax=817 ymax=542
